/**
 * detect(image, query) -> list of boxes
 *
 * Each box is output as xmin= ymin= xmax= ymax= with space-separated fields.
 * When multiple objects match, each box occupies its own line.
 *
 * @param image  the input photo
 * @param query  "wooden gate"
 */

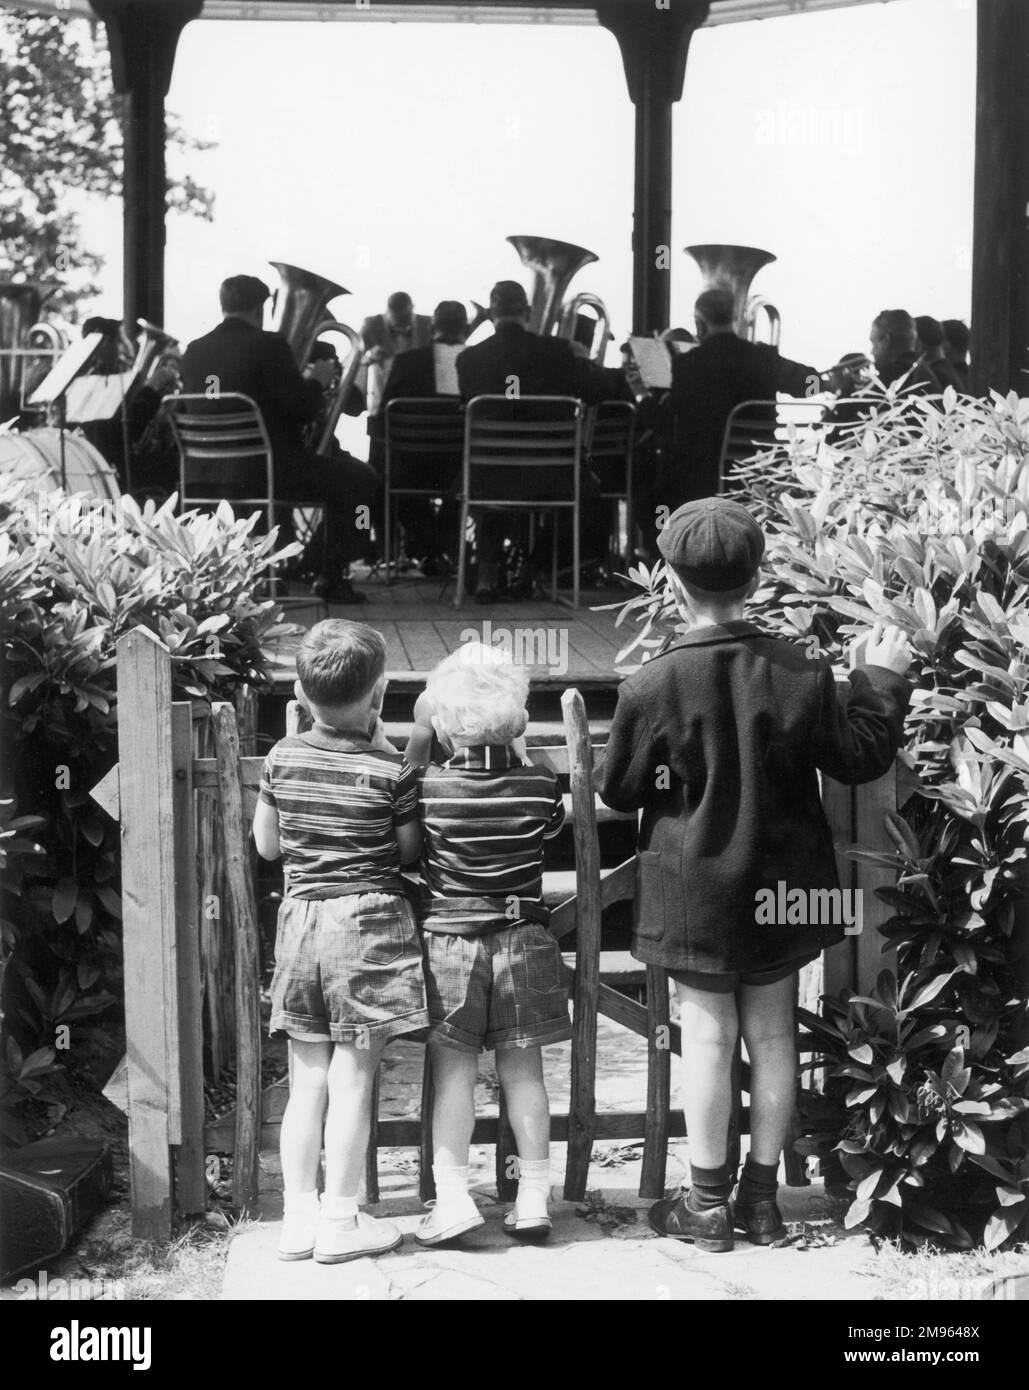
xmin=92 ymin=626 xmax=899 ymax=1236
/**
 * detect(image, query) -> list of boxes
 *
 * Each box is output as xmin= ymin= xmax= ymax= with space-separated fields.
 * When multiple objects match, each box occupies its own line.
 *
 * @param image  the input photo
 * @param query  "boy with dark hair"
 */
xmin=254 ymin=619 xmax=428 ymax=1263
xmin=598 ymin=498 xmax=912 ymax=1252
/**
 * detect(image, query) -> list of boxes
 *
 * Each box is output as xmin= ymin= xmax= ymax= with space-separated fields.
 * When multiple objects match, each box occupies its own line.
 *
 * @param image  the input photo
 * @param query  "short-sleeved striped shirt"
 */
xmin=259 ymin=728 xmax=418 ymax=896
xmin=418 ymin=744 xmax=565 ymax=933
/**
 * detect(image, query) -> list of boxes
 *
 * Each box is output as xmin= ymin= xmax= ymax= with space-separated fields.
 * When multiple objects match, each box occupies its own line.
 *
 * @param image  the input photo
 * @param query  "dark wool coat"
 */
xmin=596 ymin=622 xmax=911 ymax=973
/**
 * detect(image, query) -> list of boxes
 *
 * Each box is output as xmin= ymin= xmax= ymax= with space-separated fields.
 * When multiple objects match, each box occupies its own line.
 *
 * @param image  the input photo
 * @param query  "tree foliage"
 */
xmin=0 ymin=8 xmax=214 ymax=315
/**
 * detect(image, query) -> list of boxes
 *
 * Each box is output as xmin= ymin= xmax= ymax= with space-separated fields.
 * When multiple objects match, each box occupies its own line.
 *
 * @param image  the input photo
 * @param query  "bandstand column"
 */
xmin=597 ymin=0 xmax=710 ymax=336
xmin=970 ymin=0 xmax=1029 ymax=396
xmin=90 ymin=0 xmax=203 ymax=331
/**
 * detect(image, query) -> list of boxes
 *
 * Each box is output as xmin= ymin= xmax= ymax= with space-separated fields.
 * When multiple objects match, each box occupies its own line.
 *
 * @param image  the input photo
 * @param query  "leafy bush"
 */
xmin=609 ymin=387 xmax=1029 ymax=1248
xmin=0 ymin=481 xmax=296 ymax=1141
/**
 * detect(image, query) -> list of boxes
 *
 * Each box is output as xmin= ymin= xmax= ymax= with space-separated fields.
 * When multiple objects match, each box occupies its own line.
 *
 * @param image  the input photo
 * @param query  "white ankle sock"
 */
xmin=516 ymin=1158 xmax=551 ymax=1194
xmin=321 ymin=1194 xmax=359 ymax=1222
xmin=432 ymin=1163 xmax=471 ymax=1202
xmin=283 ymin=1189 xmax=320 ymax=1214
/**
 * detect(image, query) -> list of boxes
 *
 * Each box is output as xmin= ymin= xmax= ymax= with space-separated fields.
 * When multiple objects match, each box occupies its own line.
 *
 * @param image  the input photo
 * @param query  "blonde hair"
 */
xmin=426 ymin=641 xmax=529 ymax=746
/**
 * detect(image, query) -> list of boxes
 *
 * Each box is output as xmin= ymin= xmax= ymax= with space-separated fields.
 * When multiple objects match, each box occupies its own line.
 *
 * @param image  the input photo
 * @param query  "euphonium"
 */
xmin=684 ymin=244 xmax=781 ymax=346
xmin=0 ymin=281 xmax=58 ymax=420
xmin=506 ymin=235 xmax=612 ymax=360
xmin=269 ymin=261 xmax=362 ymax=457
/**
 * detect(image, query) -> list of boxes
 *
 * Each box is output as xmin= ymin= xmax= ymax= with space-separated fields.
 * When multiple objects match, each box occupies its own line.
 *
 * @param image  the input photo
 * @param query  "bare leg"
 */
xmin=674 ymin=984 xmax=738 ymax=1169
xmin=739 ymin=975 xmax=796 ymax=1167
xmin=280 ymin=1038 xmax=331 ymax=1194
xmin=429 ymin=1039 xmax=479 ymax=1167
xmin=322 ymin=1036 xmax=387 ymax=1207
xmin=495 ymin=1047 xmax=549 ymax=1162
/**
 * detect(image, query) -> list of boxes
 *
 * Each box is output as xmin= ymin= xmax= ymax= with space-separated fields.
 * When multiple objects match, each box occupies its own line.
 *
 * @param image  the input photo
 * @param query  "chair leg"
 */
xmin=454 ymin=498 xmax=469 ymax=607
xmin=384 ymin=489 xmax=393 ymax=587
xmin=640 ymin=964 xmax=671 ymax=1199
xmin=572 ymin=498 xmax=581 ymax=610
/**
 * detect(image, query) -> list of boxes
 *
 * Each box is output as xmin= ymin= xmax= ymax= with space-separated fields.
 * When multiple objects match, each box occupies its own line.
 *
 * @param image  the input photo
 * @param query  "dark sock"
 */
xmin=686 ymin=1163 xmax=732 ymax=1212
xmin=737 ymin=1156 xmax=779 ymax=1205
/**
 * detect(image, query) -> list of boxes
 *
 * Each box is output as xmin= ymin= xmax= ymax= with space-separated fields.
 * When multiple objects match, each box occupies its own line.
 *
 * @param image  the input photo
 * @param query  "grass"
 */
xmin=860 ymin=1238 xmax=1029 ymax=1302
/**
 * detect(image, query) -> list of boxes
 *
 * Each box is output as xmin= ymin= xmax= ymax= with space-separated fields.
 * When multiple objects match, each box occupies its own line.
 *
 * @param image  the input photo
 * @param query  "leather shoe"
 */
xmin=648 ymin=1193 xmax=733 ymax=1252
xmin=731 ymin=1190 xmax=787 ymax=1245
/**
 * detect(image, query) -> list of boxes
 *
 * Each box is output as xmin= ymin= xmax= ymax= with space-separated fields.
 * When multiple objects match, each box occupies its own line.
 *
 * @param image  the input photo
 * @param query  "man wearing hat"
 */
xmin=455 ymin=280 xmax=612 ymax=602
xmin=182 ymin=275 xmax=379 ymax=603
xmin=597 ymin=497 xmax=912 ymax=1253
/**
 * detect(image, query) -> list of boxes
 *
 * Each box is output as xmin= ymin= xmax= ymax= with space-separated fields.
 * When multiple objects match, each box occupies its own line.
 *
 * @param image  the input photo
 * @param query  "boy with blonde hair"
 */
xmin=254 ymin=619 xmax=428 ymax=1263
xmin=405 ymin=642 xmax=571 ymax=1243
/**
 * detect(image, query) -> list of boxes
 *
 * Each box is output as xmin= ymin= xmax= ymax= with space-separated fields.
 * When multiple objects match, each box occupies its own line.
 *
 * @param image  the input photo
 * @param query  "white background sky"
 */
xmin=80 ymin=0 xmax=975 ymax=376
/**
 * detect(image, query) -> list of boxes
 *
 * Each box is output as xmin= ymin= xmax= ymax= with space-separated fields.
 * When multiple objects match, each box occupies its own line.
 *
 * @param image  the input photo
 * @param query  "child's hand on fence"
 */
xmin=852 ymin=621 xmax=912 ymax=675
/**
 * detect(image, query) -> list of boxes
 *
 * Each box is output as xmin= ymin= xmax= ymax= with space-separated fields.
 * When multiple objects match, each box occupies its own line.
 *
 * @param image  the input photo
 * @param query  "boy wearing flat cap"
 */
xmin=597 ymin=497 xmax=912 ymax=1252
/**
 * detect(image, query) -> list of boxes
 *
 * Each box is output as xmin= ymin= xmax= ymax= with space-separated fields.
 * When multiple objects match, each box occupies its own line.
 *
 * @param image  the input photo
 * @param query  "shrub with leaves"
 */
xmin=0 ymin=480 xmax=297 ymax=1141
xmin=608 ymin=387 xmax=1029 ymax=1248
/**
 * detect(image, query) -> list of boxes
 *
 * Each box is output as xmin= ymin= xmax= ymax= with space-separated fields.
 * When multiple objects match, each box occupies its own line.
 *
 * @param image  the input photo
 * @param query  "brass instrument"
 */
xmin=0 ymin=282 xmax=66 ymax=419
xmin=506 ymin=235 xmax=613 ymax=361
xmin=684 ymin=244 xmax=781 ymax=347
xmin=269 ymin=261 xmax=362 ymax=456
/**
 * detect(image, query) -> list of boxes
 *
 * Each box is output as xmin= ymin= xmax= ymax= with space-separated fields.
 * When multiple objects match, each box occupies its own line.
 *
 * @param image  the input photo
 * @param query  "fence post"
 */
xmin=115 ymin=627 xmax=178 ymax=1238
xmin=852 ymin=767 xmax=899 ymax=994
xmin=172 ymin=700 xmax=206 ymax=1214
xmin=821 ymin=777 xmax=857 ymax=997
xmin=561 ymin=689 xmax=600 ymax=1201
xmin=640 ymin=964 xmax=671 ymax=1198
xmin=213 ymin=702 xmax=261 ymax=1214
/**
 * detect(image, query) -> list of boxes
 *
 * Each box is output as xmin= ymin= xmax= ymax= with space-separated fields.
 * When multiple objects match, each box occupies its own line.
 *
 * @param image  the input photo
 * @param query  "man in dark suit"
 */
xmin=661 ymin=288 xmax=821 ymax=509
xmin=455 ymin=280 xmax=611 ymax=601
xmin=371 ymin=301 xmax=468 ymax=572
xmin=181 ymin=275 xmax=378 ymax=603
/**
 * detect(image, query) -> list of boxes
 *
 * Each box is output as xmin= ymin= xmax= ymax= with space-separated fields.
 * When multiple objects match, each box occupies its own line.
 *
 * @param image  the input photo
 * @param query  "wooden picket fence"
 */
xmin=91 ymin=626 xmax=899 ymax=1237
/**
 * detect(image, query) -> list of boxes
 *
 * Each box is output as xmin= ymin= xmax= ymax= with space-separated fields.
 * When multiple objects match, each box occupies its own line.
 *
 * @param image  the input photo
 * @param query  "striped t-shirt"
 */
xmin=418 ymin=744 xmax=565 ymax=933
xmin=258 ymin=728 xmax=418 ymax=896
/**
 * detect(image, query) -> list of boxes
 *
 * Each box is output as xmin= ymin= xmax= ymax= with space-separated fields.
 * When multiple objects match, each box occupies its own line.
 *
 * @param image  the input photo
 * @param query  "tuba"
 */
xmin=684 ymin=244 xmax=781 ymax=346
xmin=506 ymin=236 xmax=613 ymax=361
xmin=269 ymin=261 xmax=362 ymax=455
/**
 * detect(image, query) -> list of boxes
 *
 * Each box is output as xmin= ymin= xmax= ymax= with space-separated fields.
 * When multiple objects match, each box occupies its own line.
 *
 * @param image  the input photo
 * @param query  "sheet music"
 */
xmin=63 ymin=373 xmax=133 ymax=423
xmin=628 ymin=336 xmax=673 ymax=390
xmin=27 ymin=333 xmax=105 ymax=405
xmin=433 ymin=343 xmax=462 ymax=396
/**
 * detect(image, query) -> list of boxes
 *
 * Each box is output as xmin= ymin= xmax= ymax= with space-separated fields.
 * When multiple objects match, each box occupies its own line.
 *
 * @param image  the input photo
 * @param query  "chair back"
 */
xmin=585 ymin=399 xmax=635 ymax=496
xmin=164 ymin=392 xmax=274 ymax=515
xmin=463 ymin=394 xmax=583 ymax=504
xmin=384 ymin=397 xmax=465 ymax=493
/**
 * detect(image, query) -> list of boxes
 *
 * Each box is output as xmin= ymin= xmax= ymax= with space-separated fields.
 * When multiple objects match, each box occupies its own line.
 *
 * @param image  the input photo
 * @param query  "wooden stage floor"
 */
xmin=274 ymin=569 xmax=634 ymax=683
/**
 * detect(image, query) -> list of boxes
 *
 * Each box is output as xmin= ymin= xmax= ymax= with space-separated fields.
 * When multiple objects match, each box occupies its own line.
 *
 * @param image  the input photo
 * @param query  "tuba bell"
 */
xmin=269 ymin=261 xmax=362 ymax=456
xmin=506 ymin=235 xmax=613 ymax=361
xmin=0 ymin=281 xmax=63 ymax=421
xmin=684 ymin=244 xmax=781 ymax=347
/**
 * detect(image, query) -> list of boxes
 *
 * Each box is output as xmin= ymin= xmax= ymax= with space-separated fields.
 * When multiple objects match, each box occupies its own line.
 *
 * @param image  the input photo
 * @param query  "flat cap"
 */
xmin=657 ymin=497 xmax=765 ymax=591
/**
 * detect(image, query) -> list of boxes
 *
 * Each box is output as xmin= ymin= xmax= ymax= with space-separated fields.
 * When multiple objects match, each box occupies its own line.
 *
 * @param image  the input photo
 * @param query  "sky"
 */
xmin=78 ymin=0 xmax=975 ymax=379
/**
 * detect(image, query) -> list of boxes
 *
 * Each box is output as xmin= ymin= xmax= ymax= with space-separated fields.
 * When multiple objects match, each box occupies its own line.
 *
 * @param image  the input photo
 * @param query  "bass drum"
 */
xmin=0 ymin=428 xmax=120 ymax=499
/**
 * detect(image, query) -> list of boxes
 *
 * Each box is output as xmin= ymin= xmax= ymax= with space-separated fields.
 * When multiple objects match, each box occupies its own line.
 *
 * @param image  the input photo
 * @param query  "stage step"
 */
xmin=561 ymin=950 xmax=646 ymax=988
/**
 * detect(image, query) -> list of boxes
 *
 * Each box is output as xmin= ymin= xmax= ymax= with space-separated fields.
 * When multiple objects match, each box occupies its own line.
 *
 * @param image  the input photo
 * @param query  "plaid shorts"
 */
xmin=424 ymin=922 xmax=573 ymax=1053
xmin=269 ymin=891 xmax=429 ymax=1044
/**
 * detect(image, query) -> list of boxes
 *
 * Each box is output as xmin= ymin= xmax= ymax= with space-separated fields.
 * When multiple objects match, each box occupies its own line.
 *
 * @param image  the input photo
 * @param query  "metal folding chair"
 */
xmin=585 ymin=399 xmax=636 ymax=564
xmin=382 ymin=397 xmax=465 ymax=585
xmin=454 ymin=394 xmax=585 ymax=610
xmin=163 ymin=392 xmax=324 ymax=606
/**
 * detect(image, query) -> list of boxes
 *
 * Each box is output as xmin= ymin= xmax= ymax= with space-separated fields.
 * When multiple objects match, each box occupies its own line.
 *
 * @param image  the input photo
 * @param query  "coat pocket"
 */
xmin=635 ymin=850 xmax=681 ymax=942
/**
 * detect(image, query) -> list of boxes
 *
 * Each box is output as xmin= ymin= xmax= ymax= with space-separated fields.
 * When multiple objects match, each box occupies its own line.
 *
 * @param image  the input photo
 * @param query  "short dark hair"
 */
xmin=490 ymin=280 xmax=529 ymax=318
xmin=942 ymin=318 xmax=970 ymax=356
xmin=694 ymin=288 xmax=736 ymax=330
xmin=220 ymin=275 xmax=270 ymax=315
xmin=432 ymin=300 xmax=469 ymax=337
xmin=387 ymin=291 xmax=413 ymax=312
xmin=872 ymin=309 xmax=915 ymax=347
xmin=296 ymin=620 xmax=386 ymax=706
xmin=914 ymin=315 xmax=944 ymax=349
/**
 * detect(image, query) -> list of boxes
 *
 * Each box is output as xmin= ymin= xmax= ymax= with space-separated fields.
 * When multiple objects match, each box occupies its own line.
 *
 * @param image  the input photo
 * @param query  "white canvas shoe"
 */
xmin=415 ymin=1193 xmax=485 ymax=1246
xmin=503 ymin=1186 xmax=552 ymax=1241
xmin=277 ymin=1192 xmax=320 ymax=1261
xmin=314 ymin=1210 xmax=404 ymax=1264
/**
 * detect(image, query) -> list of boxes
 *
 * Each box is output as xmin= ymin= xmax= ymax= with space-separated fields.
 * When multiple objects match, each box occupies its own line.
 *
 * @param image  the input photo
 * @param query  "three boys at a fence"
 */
xmin=255 ymin=497 xmax=913 ymax=1262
